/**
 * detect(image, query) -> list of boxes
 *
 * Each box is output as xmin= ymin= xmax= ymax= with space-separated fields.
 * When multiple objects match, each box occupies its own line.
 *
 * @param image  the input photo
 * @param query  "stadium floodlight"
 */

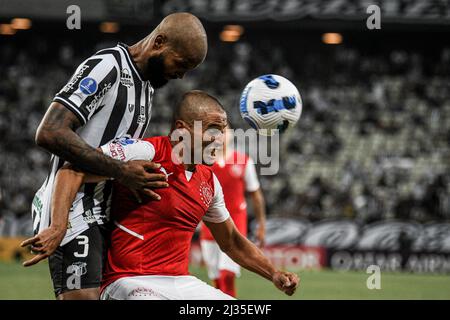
xmin=11 ymin=18 xmax=32 ymax=30
xmin=322 ymin=32 xmax=343 ymax=44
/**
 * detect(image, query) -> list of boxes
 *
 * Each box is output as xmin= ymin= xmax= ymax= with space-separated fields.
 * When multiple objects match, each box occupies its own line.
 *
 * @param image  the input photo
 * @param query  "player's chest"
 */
xmin=115 ymin=81 xmax=154 ymax=132
xmin=154 ymin=164 xmax=213 ymax=224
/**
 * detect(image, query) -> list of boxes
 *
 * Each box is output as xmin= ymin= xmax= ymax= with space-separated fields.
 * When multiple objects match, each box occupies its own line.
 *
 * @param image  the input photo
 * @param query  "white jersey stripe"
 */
xmin=32 ymin=43 xmax=155 ymax=246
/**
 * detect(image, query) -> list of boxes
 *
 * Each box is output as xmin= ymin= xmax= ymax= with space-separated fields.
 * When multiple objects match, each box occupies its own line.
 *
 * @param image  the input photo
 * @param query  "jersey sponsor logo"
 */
xmin=64 ymin=65 xmax=90 ymax=93
xmin=137 ymin=105 xmax=146 ymax=124
xmin=82 ymin=209 xmax=97 ymax=224
xmin=116 ymin=136 xmax=136 ymax=146
xmin=199 ymin=181 xmax=213 ymax=207
xmin=120 ymin=68 xmax=133 ymax=88
xmin=85 ymin=82 xmax=112 ymax=113
xmin=79 ymin=77 xmax=98 ymax=95
xmin=109 ymin=142 xmax=126 ymax=161
xmin=160 ymin=167 xmax=173 ymax=180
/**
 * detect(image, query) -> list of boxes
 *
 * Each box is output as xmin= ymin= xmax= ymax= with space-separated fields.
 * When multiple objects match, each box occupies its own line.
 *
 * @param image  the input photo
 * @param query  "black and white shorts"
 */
xmin=48 ymin=224 xmax=109 ymax=297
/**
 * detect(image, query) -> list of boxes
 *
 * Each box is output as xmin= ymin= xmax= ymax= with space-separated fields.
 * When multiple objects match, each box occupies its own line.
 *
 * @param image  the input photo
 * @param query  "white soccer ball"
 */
xmin=239 ymin=74 xmax=302 ymax=135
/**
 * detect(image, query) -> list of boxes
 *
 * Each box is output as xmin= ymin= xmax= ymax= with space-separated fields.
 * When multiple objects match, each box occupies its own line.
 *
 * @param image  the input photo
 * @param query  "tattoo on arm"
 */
xmin=37 ymin=102 xmax=124 ymax=178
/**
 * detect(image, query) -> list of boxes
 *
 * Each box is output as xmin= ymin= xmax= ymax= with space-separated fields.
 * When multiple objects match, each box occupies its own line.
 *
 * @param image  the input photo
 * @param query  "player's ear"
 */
xmin=174 ymin=119 xmax=186 ymax=129
xmin=153 ymin=34 xmax=167 ymax=50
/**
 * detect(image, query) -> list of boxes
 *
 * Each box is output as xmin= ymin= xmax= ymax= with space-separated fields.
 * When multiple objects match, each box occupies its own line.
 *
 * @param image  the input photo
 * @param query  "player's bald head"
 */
xmin=174 ymin=90 xmax=226 ymax=125
xmin=155 ymin=12 xmax=207 ymax=66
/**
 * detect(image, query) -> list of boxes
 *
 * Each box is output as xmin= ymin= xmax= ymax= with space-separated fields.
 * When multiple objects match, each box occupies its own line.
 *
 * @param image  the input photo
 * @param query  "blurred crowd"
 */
xmin=0 ymin=31 xmax=449 ymax=236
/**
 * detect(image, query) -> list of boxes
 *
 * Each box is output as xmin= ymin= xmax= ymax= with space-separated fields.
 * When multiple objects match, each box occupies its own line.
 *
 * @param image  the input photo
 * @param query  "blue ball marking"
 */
xmin=258 ymin=74 xmax=280 ymax=89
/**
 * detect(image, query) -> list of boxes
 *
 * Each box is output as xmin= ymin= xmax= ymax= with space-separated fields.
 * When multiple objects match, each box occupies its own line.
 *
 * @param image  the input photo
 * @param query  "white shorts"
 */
xmin=200 ymin=240 xmax=241 ymax=280
xmin=100 ymin=275 xmax=235 ymax=300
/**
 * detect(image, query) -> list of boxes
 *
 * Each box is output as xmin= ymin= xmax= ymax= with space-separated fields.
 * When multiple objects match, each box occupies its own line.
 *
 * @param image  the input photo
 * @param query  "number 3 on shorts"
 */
xmin=74 ymin=235 xmax=89 ymax=258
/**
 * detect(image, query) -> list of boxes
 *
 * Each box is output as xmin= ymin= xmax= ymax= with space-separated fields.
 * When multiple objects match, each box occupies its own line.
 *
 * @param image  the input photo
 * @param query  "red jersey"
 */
xmin=200 ymin=151 xmax=260 ymax=240
xmin=100 ymin=136 xmax=230 ymax=290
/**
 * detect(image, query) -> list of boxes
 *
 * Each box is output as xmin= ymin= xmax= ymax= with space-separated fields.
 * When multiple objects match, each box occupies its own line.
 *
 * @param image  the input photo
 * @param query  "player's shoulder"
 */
xmin=85 ymin=44 xmax=123 ymax=67
xmin=141 ymin=136 xmax=171 ymax=158
xmin=142 ymin=135 xmax=170 ymax=147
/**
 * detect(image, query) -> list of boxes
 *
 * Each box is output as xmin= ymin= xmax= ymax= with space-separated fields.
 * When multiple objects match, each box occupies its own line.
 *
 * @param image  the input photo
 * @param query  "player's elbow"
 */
xmin=35 ymin=127 xmax=58 ymax=150
xmin=218 ymin=240 xmax=234 ymax=254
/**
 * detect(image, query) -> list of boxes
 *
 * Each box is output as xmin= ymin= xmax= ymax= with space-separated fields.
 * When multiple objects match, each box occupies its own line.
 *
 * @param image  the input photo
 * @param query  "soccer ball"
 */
xmin=239 ymin=74 xmax=302 ymax=135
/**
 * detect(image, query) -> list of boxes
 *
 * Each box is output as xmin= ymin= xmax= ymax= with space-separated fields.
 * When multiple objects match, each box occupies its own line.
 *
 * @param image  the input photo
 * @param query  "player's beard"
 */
xmin=145 ymin=54 xmax=169 ymax=89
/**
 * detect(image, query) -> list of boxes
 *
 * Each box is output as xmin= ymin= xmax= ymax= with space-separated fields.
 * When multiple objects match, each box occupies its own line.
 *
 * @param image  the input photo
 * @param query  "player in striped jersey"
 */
xmin=36 ymin=91 xmax=299 ymax=300
xmin=22 ymin=13 xmax=208 ymax=300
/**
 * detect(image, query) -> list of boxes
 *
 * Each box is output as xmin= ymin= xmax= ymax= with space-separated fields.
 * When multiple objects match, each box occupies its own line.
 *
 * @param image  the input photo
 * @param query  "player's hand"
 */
xmin=20 ymin=226 xmax=66 ymax=267
xmin=117 ymin=160 xmax=169 ymax=201
xmin=256 ymin=224 xmax=266 ymax=248
xmin=272 ymin=271 xmax=299 ymax=296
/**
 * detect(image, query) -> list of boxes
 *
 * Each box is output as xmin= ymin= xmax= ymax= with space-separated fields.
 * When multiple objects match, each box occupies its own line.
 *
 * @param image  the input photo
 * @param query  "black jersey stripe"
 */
xmin=137 ymin=83 xmax=151 ymax=138
xmin=78 ymin=67 xmax=118 ymax=121
xmin=80 ymin=183 xmax=96 ymax=221
xmin=126 ymin=76 xmax=142 ymax=136
xmin=60 ymin=58 xmax=103 ymax=96
xmin=53 ymin=97 xmax=88 ymax=125
xmin=99 ymin=49 xmax=126 ymax=144
xmin=81 ymin=49 xmax=123 ymax=218
xmin=47 ymin=156 xmax=65 ymax=226
xmin=117 ymin=44 xmax=143 ymax=82
xmin=99 ymin=180 xmax=113 ymax=218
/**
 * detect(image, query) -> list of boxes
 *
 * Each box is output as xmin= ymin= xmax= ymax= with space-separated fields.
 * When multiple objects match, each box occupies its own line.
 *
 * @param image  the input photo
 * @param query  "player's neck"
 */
xmin=169 ymin=138 xmax=196 ymax=172
xmin=184 ymin=164 xmax=196 ymax=172
xmin=128 ymin=40 xmax=148 ymax=78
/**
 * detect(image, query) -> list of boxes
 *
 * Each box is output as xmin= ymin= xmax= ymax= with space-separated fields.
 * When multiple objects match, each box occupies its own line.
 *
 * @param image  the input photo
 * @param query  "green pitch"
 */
xmin=0 ymin=261 xmax=449 ymax=300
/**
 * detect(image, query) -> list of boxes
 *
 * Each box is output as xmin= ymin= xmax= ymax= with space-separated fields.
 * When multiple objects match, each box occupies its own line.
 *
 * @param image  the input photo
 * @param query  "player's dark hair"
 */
xmin=172 ymin=90 xmax=225 ymax=125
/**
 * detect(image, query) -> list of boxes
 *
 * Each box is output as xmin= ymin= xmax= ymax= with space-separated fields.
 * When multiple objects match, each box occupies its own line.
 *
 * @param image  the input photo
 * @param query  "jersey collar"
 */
xmin=117 ymin=42 xmax=145 ymax=83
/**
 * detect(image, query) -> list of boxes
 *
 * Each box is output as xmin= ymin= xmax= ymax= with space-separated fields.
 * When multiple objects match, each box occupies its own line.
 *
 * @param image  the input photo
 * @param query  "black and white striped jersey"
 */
xmin=32 ymin=43 xmax=154 ymax=245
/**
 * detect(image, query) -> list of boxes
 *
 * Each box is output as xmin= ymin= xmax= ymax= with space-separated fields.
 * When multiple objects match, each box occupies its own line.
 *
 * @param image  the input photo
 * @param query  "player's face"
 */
xmin=185 ymin=110 xmax=227 ymax=166
xmin=163 ymin=50 xmax=197 ymax=80
xmin=145 ymin=54 xmax=169 ymax=89
xmin=199 ymin=111 xmax=228 ymax=165
xmin=145 ymin=50 xmax=197 ymax=89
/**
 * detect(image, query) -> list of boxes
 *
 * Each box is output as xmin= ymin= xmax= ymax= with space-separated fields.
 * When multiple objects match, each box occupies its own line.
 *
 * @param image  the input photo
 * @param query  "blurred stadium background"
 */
xmin=0 ymin=0 xmax=449 ymax=299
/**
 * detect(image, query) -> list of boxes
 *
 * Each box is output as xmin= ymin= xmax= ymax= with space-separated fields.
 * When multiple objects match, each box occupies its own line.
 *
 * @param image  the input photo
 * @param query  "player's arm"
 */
xmin=203 ymin=174 xmax=298 ymax=296
xmin=21 ymin=139 xmax=167 ymax=266
xmin=21 ymin=163 xmax=86 ymax=266
xmin=204 ymin=218 xmax=299 ymax=296
xmin=36 ymin=55 xmax=164 ymax=199
xmin=36 ymin=103 xmax=163 ymax=199
xmin=245 ymin=158 xmax=266 ymax=247
xmin=248 ymin=189 xmax=266 ymax=247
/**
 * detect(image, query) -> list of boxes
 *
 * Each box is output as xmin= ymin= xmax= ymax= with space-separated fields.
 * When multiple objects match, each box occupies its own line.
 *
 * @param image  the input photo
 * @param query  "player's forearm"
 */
xmin=42 ymin=128 xmax=124 ymax=178
xmin=50 ymin=166 xmax=85 ymax=231
xmin=222 ymin=230 xmax=275 ymax=282
xmin=251 ymin=189 xmax=266 ymax=224
xmin=36 ymin=103 xmax=125 ymax=179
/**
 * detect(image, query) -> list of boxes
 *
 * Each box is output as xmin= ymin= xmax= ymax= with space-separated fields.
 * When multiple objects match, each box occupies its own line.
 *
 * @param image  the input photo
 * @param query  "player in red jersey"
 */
xmin=48 ymin=90 xmax=299 ymax=299
xmin=200 ymin=128 xmax=266 ymax=297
